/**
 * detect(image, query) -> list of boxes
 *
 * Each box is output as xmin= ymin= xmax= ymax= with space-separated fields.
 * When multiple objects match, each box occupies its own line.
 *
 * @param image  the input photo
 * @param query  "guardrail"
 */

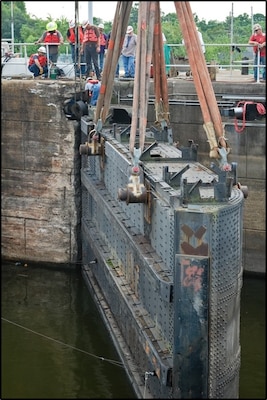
xmin=1 ymin=41 xmax=266 ymax=82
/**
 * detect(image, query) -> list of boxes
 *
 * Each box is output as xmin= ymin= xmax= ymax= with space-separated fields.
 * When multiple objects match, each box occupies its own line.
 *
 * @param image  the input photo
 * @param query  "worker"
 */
xmin=28 ymin=46 xmax=49 ymax=78
xmin=81 ymin=20 xmax=101 ymax=80
xmin=66 ymin=20 xmax=86 ymax=76
xmin=98 ymin=23 xmax=108 ymax=73
xmin=35 ymin=21 xmax=64 ymax=64
xmin=85 ymin=77 xmax=101 ymax=106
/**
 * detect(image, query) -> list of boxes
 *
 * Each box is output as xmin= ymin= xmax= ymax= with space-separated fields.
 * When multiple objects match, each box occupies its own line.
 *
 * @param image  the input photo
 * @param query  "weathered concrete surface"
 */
xmin=1 ymin=79 xmax=82 ymax=264
xmin=1 ymin=76 xmax=265 ymax=273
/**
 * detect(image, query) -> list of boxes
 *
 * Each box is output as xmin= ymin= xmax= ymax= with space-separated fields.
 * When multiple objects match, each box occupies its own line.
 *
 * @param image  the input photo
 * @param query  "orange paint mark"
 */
xmin=183 ymin=264 xmax=204 ymax=292
xmin=99 ymin=85 xmax=106 ymax=94
xmin=154 ymin=23 xmax=159 ymax=35
xmin=108 ymin=39 xmax=114 ymax=50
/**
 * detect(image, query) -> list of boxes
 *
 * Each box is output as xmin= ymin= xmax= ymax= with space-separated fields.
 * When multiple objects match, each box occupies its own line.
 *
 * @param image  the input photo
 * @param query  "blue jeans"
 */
xmin=122 ymin=55 xmax=135 ymax=78
xmin=90 ymin=82 xmax=101 ymax=105
xmin=254 ymin=54 xmax=266 ymax=81
xmin=28 ymin=64 xmax=48 ymax=77
xmin=98 ymin=51 xmax=105 ymax=71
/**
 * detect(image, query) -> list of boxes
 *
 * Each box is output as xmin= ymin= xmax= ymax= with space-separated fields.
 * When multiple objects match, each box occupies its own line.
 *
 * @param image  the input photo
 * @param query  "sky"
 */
xmin=24 ymin=1 xmax=266 ymax=24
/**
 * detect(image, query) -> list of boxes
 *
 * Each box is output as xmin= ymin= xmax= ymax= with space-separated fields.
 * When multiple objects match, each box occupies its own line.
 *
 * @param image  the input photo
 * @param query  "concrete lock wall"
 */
xmin=1 ymin=78 xmax=266 ymax=274
xmin=1 ymin=79 xmax=81 ymax=264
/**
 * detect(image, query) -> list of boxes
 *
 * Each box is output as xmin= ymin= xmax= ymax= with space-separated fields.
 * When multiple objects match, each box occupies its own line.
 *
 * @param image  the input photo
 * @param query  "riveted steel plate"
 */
xmin=80 ymin=127 xmax=244 ymax=398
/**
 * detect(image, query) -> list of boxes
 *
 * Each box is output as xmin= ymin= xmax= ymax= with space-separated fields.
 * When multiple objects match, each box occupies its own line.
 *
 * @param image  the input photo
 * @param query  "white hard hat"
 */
xmin=253 ymin=23 xmax=262 ymax=31
xmin=98 ymin=23 xmax=104 ymax=29
xmin=126 ymin=25 xmax=133 ymax=34
xmin=38 ymin=46 xmax=46 ymax=54
xmin=82 ymin=20 xmax=89 ymax=29
xmin=69 ymin=20 xmax=75 ymax=28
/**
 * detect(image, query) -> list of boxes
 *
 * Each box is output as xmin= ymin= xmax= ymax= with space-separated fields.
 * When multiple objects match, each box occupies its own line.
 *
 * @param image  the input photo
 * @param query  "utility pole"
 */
xmin=229 ymin=2 xmax=234 ymax=76
xmin=11 ymin=1 xmax=15 ymax=53
xmin=88 ymin=2 xmax=93 ymax=24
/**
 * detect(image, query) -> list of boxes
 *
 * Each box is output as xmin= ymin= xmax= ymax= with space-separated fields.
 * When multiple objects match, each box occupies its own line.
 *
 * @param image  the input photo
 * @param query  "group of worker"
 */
xmin=28 ymin=20 xmax=136 ymax=79
xmin=27 ymin=19 xmax=138 ymax=106
xmin=28 ymin=19 xmax=266 ymax=99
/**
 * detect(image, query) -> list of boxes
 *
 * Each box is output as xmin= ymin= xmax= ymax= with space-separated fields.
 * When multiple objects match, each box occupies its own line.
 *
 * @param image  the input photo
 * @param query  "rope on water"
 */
xmin=1 ymin=317 xmax=124 ymax=368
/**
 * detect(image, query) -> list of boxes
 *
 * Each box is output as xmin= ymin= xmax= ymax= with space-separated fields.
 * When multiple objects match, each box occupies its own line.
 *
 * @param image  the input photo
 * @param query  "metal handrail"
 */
xmin=1 ymin=41 xmax=265 ymax=80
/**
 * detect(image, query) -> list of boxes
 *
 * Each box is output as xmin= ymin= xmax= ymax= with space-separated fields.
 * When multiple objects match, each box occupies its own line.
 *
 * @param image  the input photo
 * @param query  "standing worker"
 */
xmin=248 ymin=24 xmax=266 ymax=82
xmin=81 ymin=20 xmax=101 ymax=80
xmin=98 ymin=23 xmax=108 ymax=73
xmin=66 ymin=20 xmax=85 ymax=76
xmin=35 ymin=21 xmax=64 ymax=64
xmin=121 ymin=25 xmax=137 ymax=78
xmin=106 ymin=29 xmax=120 ymax=78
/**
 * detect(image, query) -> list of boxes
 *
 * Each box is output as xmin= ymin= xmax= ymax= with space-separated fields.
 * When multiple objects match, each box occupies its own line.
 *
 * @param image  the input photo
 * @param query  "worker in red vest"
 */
xmin=66 ymin=20 xmax=86 ymax=76
xmin=81 ymin=20 xmax=101 ymax=80
xmin=97 ymin=23 xmax=108 ymax=73
xmin=28 ymin=46 xmax=49 ymax=78
xmin=35 ymin=21 xmax=64 ymax=64
xmin=85 ymin=77 xmax=101 ymax=106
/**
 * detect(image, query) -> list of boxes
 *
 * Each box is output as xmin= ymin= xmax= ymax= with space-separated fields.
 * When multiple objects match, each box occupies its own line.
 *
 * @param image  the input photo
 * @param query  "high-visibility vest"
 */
xmin=28 ymin=53 xmax=47 ymax=67
xmin=67 ymin=27 xmax=84 ymax=44
xmin=44 ymin=31 xmax=61 ymax=44
xmin=83 ymin=28 xmax=99 ymax=43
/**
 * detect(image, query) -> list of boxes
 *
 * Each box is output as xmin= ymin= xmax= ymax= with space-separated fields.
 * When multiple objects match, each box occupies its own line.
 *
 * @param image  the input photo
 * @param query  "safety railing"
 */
xmin=165 ymin=42 xmax=265 ymax=83
xmin=1 ymin=41 xmax=79 ymax=78
xmin=1 ymin=40 xmax=266 ymax=82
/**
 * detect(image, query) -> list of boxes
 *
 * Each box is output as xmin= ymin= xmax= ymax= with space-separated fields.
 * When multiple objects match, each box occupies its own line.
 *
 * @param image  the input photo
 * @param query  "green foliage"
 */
xmin=160 ymin=10 xmax=265 ymax=65
xmin=1 ymin=0 xmax=265 ymax=65
xmin=1 ymin=1 xmax=30 ymax=43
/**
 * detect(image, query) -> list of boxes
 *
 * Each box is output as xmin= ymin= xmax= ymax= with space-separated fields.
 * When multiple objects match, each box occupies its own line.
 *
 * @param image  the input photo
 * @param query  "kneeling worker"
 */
xmin=28 ymin=46 xmax=49 ymax=78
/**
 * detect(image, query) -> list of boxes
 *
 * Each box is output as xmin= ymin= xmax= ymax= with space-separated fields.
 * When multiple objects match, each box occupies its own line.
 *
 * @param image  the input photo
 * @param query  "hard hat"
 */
xmin=126 ymin=25 xmax=133 ymax=34
xmin=253 ymin=23 xmax=262 ymax=31
xmin=82 ymin=20 xmax=89 ymax=29
xmin=69 ymin=20 xmax=75 ymax=28
xmin=46 ymin=21 xmax=57 ymax=31
xmin=98 ymin=23 xmax=104 ymax=29
xmin=38 ymin=46 xmax=46 ymax=54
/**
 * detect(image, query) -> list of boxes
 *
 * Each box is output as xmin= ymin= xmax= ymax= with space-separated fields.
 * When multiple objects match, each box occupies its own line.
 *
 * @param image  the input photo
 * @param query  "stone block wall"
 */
xmin=1 ymin=79 xmax=81 ymax=264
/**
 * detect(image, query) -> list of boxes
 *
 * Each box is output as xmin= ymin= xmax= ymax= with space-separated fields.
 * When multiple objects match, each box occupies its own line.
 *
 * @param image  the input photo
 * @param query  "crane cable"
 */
xmin=174 ymin=2 xmax=231 ymax=169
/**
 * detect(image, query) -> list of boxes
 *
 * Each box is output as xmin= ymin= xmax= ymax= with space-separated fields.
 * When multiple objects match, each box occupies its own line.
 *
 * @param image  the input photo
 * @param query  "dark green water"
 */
xmin=1 ymin=262 xmax=137 ymax=399
xmin=239 ymin=274 xmax=266 ymax=399
xmin=1 ymin=262 xmax=265 ymax=399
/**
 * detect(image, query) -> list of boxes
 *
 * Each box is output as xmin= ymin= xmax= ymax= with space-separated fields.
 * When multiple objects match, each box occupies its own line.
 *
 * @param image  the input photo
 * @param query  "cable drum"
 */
xmin=71 ymin=100 xmax=88 ymax=119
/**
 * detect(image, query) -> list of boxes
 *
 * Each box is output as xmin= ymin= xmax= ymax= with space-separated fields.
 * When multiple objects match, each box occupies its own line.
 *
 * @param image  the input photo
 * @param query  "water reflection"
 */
xmin=1 ymin=262 xmax=137 ymax=399
xmin=239 ymin=274 xmax=266 ymax=399
xmin=1 ymin=262 xmax=265 ymax=399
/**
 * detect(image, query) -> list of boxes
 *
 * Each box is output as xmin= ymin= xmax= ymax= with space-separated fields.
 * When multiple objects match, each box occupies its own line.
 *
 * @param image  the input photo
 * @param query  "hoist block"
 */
xmin=79 ymin=141 xmax=102 ymax=156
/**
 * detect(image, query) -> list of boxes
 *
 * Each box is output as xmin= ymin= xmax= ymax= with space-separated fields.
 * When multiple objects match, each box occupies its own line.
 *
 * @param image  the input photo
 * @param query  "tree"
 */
xmin=1 ymin=1 xmax=265 ymax=64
